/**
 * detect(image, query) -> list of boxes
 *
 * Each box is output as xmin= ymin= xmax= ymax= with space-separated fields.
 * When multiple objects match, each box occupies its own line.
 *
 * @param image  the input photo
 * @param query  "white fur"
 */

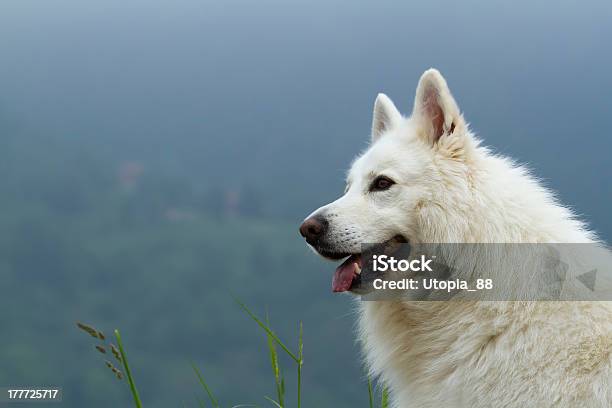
xmin=307 ymin=69 xmax=612 ymax=407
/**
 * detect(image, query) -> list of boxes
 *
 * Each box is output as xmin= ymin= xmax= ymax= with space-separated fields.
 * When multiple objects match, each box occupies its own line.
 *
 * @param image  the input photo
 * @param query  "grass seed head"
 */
xmin=76 ymin=322 xmax=101 ymax=338
xmin=110 ymin=344 xmax=122 ymax=363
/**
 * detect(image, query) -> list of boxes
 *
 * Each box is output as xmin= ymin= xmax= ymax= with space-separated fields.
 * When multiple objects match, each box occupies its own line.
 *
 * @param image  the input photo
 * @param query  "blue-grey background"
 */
xmin=1 ymin=0 xmax=610 ymax=406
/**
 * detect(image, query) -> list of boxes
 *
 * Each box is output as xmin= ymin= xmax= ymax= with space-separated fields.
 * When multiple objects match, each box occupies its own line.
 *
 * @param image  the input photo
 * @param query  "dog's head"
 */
xmin=300 ymin=69 xmax=476 ymax=292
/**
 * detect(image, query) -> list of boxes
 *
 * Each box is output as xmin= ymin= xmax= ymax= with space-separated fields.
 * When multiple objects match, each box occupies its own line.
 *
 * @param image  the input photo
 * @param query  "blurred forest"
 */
xmin=0 ymin=119 xmax=367 ymax=407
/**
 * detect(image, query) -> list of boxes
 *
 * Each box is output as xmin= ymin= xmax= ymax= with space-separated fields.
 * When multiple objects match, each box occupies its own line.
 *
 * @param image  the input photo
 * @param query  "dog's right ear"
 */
xmin=412 ymin=69 xmax=463 ymax=146
xmin=371 ymin=93 xmax=401 ymax=143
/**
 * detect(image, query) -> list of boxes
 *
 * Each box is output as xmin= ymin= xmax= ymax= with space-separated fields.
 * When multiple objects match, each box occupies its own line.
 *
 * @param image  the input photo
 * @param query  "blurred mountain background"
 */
xmin=0 ymin=0 xmax=611 ymax=406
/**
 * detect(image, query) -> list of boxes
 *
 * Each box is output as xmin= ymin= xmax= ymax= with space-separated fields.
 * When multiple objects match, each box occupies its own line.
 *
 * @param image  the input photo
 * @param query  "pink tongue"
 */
xmin=332 ymin=255 xmax=361 ymax=292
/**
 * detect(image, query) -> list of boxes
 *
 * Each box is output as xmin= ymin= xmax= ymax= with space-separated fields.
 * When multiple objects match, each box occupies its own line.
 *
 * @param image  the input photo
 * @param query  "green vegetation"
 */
xmin=77 ymin=302 xmax=390 ymax=407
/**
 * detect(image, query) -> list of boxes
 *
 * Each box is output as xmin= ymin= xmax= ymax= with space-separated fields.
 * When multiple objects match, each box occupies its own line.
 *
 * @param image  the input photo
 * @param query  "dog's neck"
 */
xmin=416 ymin=145 xmax=594 ymax=244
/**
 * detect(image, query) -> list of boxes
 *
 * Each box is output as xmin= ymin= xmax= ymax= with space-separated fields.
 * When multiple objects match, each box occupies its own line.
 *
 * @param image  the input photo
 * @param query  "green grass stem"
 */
xmin=114 ymin=329 xmax=143 ymax=408
xmin=192 ymin=363 xmax=219 ymax=408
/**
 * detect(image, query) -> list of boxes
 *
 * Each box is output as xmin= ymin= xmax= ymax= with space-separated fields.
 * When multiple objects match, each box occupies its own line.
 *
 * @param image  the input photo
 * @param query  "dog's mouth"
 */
xmin=332 ymin=254 xmax=363 ymax=292
xmin=319 ymin=235 xmax=408 ymax=293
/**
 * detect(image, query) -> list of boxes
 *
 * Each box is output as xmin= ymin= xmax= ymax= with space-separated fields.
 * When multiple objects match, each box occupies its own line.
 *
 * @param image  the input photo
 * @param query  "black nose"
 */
xmin=299 ymin=215 xmax=328 ymax=244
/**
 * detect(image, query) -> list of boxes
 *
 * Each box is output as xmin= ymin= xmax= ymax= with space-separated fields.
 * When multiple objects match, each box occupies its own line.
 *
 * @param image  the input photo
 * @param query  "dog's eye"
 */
xmin=370 ymin=176 xmax=395 ymax=192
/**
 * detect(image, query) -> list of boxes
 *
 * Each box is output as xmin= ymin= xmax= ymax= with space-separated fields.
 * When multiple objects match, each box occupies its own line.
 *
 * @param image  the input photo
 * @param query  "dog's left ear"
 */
xmin=412 ymin=69 xmax=464 ymax=145
xmin=371 ymin=93 xmax=402 ymax=143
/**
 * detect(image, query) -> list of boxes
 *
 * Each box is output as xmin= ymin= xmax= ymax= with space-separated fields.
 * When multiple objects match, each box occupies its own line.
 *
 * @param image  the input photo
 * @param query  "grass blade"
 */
xmin=381 ymin=386 xmax=389 ymax=408
xmin=367 ymin=376 xmax=374 ymax=408
xmin=192 ymin=363 xmax=219 ymax=408
xmin=265 ymin=314 xmax=284 ymax=407
xmin=234 ymin=298 xmax=299 ymax=363
xmin=264 ymin=396 xmax=283 ymax=408
xmin=113 ymin=329 xmax=143 ymax=408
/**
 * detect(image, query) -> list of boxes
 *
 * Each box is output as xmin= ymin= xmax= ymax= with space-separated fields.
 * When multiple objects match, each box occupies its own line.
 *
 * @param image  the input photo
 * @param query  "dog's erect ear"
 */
xmin=412 ymin=69 xmax=463 ymax=145
xmin=371 ymin=93 xmax=402 ymax=142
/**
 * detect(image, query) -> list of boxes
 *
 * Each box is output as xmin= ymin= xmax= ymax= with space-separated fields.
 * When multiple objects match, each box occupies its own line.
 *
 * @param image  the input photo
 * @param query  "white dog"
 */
xmin=300 ymin=69 xmax=612 ymax=407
